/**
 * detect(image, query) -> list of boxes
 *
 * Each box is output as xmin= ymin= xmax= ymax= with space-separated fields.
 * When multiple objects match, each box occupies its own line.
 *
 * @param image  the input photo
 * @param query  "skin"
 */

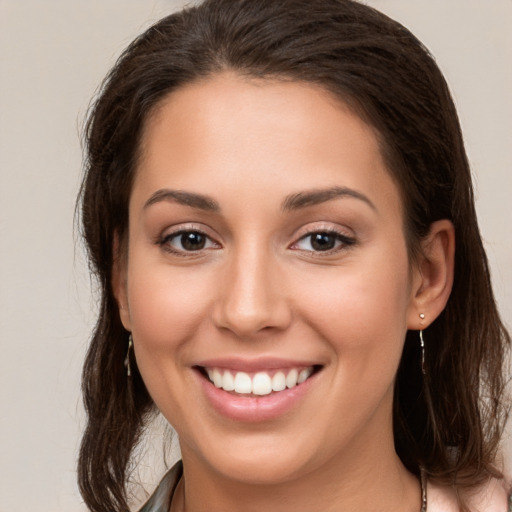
xmin=114 ymin=72 xmax=454 ymax=512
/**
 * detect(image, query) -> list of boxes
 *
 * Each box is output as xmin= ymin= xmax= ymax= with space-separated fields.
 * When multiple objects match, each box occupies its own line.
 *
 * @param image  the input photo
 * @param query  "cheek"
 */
xmin=295 ymin=251 xmax=411 ymax=369
xmin=125 ymin=256 xmax=218 ymax=421
xmin=126 ymin=254 xmax=216 ymax=369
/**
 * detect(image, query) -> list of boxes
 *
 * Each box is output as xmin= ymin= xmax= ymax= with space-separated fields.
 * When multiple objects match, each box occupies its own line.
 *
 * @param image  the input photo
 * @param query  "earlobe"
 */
xmin=407 ymin=219 xmax=455 ymax=330
xmin=112 ymin=233 xmax=132 ymax=331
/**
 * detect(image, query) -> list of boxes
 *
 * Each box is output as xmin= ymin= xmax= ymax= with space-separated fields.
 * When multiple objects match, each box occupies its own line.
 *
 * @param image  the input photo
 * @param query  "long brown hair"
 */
xmin=77 ymin=1 xmax=510 ymax=510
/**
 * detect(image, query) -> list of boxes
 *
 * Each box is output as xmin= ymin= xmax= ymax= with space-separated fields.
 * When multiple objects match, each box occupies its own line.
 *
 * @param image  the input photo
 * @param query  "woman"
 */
xmin=77 ymin=0 xmax=511 ymax=511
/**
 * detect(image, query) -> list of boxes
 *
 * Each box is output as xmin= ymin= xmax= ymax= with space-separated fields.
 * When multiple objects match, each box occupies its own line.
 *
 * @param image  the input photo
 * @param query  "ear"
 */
xmin=407 ymin=219 xmax=455 ymax=330
xmin=112 ymin=232 xmax=132 ymax=331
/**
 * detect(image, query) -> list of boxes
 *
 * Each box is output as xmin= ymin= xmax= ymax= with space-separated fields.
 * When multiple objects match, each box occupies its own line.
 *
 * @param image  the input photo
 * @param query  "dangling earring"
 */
xmin=419 ymin=313 xmax=426 ymax=375
xmin=419 ymin=329 xmax=426 ymax=375
xmin=124 ymin=333 xmax=133 ymax=377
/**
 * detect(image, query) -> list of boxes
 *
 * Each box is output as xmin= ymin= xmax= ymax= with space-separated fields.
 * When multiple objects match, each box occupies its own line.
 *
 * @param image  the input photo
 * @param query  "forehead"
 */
xmin=133 ymin=72 xmax=402 ymax=220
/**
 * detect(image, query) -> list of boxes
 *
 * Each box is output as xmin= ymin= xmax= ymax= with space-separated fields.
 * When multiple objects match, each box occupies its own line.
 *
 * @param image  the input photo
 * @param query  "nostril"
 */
xmin=213 ymin=301 xmax=293 ymax=337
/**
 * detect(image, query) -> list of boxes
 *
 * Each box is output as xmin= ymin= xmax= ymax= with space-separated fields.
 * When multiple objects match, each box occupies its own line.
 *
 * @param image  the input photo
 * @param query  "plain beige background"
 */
xmin=1 ymin=1 xmax=510 ymax=510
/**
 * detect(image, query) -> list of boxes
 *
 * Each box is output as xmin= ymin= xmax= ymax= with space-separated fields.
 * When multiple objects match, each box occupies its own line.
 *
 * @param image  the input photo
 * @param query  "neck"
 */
xmin=176 ymin=422 xmax=421 ymax=512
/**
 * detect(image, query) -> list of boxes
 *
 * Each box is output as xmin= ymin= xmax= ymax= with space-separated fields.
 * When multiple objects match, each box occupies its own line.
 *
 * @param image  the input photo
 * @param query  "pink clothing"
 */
xmin=428 ymin=477 xmax=511 ymax=512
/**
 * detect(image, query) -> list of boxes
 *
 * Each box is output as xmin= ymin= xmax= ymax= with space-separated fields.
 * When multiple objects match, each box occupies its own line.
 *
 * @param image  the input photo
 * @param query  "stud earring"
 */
xmin=419 ymin=313 xmax=426 ymax=375
xmin=124 ymin=333 xmax=133 ymax=377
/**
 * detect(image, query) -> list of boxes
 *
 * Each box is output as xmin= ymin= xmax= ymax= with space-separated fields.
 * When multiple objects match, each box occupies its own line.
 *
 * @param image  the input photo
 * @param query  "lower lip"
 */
xmin=196 ymin=370 xmax=318 ymax=422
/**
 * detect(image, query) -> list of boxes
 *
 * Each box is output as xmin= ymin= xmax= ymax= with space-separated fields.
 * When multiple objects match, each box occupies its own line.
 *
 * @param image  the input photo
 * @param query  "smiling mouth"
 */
xmin=196 ymin=366 xmax=322 ymax=396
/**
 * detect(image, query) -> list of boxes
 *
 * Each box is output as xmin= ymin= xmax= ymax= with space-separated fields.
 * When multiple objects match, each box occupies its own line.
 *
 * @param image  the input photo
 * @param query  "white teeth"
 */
xmin=286 ymin=368 xmax=298 ymax=388
xmin=222 ymin=370 xmax=235 ymax=391
xmin=205 ymin=367 xmax=315 ymax=395
xmin=271 ymin=371 xmax=286 ymax=392
xmin=234 ymin=372 xmax=252 ymax=394
xmin=297 ymin=367 xmax=313 ymax=384
xmin=212 ymin=368 xmax=223 ymax=388
xmin=252 ymin=372 xmax=272 ymax=395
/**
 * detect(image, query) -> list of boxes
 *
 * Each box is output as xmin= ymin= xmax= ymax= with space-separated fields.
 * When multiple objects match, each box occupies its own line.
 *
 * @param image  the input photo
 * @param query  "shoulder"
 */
xmin=427 ymin=476 xmax=511 ymax=512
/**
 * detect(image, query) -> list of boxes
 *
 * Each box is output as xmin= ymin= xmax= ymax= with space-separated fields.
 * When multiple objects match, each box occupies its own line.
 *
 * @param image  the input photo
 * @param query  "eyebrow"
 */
xmin=144 ymin=189 xmax=220 ymax=212
xmin=282 ymin=186 xmax=376 ymax=212
xmin=143 ymin=185 xmax=376 ymax=213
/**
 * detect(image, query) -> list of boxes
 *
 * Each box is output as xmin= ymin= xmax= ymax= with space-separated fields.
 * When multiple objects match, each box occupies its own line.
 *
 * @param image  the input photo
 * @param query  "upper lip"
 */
xmin=194 ymin=357 xmax=322 ymax=373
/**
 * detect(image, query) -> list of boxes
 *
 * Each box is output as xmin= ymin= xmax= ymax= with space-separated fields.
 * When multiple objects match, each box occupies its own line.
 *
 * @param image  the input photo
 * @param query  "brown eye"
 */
xmin=180 ymin=232 xmax=206 ymax=251
xmin=292 ymin=230 xmax=356 ymax=253
xmin=161 ymin=230 xmax=218 ymax=254
xmin=310 ymin=233 xmax=337 ymax=251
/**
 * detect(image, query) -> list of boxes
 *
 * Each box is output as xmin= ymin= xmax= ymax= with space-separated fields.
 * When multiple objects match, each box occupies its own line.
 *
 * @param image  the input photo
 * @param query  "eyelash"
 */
xmin=157 ymin=227 xmax=356 ymax=257
xmin=290 ymin=229 xmax=356 ymax=255
xmin=158 ymin=229 xmax=219 ymax=256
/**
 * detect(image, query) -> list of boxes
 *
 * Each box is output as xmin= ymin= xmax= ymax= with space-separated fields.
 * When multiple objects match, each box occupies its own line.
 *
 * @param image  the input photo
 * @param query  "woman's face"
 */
xmin=117 ymin=73 xmax=423 ymax=484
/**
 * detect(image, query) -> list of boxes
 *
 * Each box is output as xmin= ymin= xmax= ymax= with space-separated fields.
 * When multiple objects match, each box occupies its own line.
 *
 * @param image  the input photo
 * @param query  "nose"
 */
xmin=213 ymin=246 xmax=292 ymax=337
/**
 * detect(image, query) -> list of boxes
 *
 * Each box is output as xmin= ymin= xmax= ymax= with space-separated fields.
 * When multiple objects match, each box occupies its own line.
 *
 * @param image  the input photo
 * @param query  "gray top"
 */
xmin=138 ymin=461 xmax=183 ymax=512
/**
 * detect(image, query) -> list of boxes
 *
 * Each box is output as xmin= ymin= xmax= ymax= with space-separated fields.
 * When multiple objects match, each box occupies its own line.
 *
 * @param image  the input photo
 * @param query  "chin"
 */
xmin=212 ymin=451 xmax=314 ymax=485
xmin=185 ymin=428 xmax=327 ymax=486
